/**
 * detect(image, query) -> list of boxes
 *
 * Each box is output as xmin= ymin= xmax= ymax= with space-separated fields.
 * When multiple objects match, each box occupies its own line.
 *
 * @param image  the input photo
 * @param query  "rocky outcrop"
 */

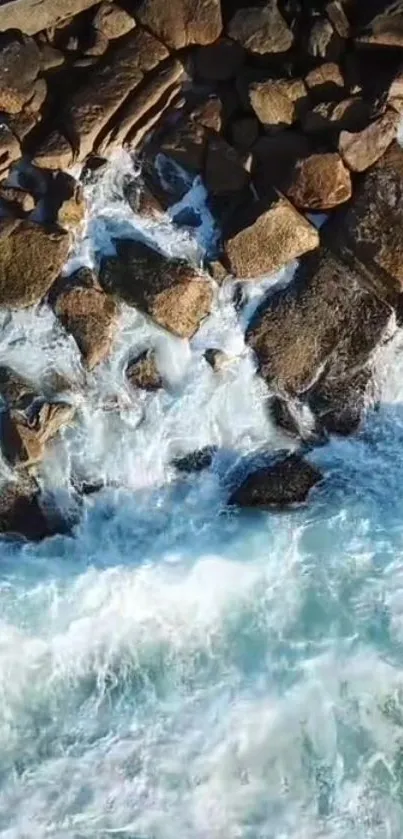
xmin=126 ymin=350 xmax=163 ymax=391
xmin=223 ymin=195 xmax=319 ymax=279
xmin=100 ymin=239 xmax=212 ymax=338
xmin=286 ymin=153 xmax=352 ymax=210
xmin=229 ymin=454 xmax=322 ymax=508
xmin=134 ymin=0 xmax=222 ymax=49
xmin=54 ymin=280 xmax=118 ymax=369
xmin=338 ymin=109 xmax=399 ymax=173
xmin=227 ymin=3 xmax=294 ymax=55
xmin=0 ymin=220 xmax=69 ymax=308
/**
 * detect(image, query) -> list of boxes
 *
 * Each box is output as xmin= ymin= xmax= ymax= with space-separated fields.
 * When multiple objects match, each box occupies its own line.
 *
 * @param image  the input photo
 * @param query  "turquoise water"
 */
xmin=0 ymin=153 xmax=403 ymax=837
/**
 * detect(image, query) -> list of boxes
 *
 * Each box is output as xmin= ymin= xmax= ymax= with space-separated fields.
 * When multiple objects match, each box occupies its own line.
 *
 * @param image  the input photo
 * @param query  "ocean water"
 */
xmin=0 ymin=152 xmax=403 ymax=837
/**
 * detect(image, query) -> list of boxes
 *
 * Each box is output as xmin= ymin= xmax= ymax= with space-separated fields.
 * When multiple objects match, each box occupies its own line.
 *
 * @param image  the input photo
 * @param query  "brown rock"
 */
xmin=134 ymin=0 xmax=222 ymax=49
xmin=227 ymin=2 xmax=294 ymax=55
xmin=189 ymin=97 xmax=223 ymax=133
xmin=2 ymin=400 xmax=75 ymax=467
xmin=0 ymin=186 xmax=35 ymax=214
xmin=252 ymin=131 xmax=312 ymax=196
xmin=123 ymin=85 xmax=181 ymax=150
xmin=84 ymin=27 xmax=109 ymax=57
xmin=193 ymin=38 xmax=244 ymax=82
xmin=0 ymin=32 xmax=40 ymax=114
xmin=31 ymin=129 xmax=74 ymax=170
xmin=246 ymin=248 xmax=391 ymax=401
xmin=0 ymin=0 xmax=107 ymax=35
xmin=326 ymin=142 xmax=403 ymax=300
xmin=0 ymin=477 xmax=53 ymax=541
xmin=159 ymin=119 xmax=206 ymax=176
xmin=307 ymin=16 xmax=343 ymax=60
xmin=355 ymin=5 xmax=403 ymax=48
xmin=303 ymin=96 xmax=369 ymax=133
xmin=286 ymin=152 xmax=352 ymax=210
xmin=100 ymin=239 xmax=212 ymax=338
xmin=249 ymin=78 xmax=307 ymax=127
xmin=54 ymin=284 xmax=118 ymax=369
xmin=207 ymin=260 xmax=228 ymax=283
xmin=93 ymin=2 xmax=136 ymax=39
xmin=39 ymin=43 xmax=65 ymax=71
xmin=223 ymin=194 xmax=319 ymax=279
xmin=0 ymin=220 xmax=69 ymax=309
xmin=0 ymin=124 xmax=21 ymax=175
xmin=388 ymin=64 xmax=403 ymax=112
xmin=56 ymin=181 xmax=86 ymax=230
xmin=305 ymin=62 xmax=344 ymax=100
xmin=25 ymin=78 xmax=47 ymax=116
xmin=326 ymin=1 xmax=350 ymax=37
xmin=338 ymin=109 xmax=399 ymax=172
xmin=204 ymin=134 xmax=249 ymax=195
xmin=126 ymin=350 xmax=162 ymax=391
xmin=229 ymin=454 xmax=322 ymax=508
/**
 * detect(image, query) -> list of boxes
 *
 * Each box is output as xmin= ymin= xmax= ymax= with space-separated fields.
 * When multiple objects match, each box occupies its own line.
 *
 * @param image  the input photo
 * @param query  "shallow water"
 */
xmin=1 ymin=152 xmax=403 ymax=838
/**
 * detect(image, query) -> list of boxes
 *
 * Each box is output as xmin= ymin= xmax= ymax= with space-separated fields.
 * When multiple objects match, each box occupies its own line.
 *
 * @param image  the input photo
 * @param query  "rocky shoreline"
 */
xmin=0 ymin=0 xmax=403 ymax=538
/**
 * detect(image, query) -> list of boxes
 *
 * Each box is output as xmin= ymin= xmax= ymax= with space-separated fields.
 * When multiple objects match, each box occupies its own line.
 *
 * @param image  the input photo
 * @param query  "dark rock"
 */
xmin=204 ymin=348 xmax=230 ymax=371
xmin=54 ymin=283 xmax=118 ymax=370
xmin=286 ymin=152 xmax=352 ymax=210
xmin=100 ymin=239 xmax=212 ymax=338
xmin=173 ymin=445 xmax=217 ymax=473
xmin=189 ymin=97 xmax=223 ymax=133
xmin=204 ymin=134 xmax=249 ymax=196
xmin=305 ymin=62 xmax=345 ymax=101
xmin=230 ymin=117 xmax=259 ymax=150
xmin=355 ymin=3 xmax=403 ymax=48
xmin=159 ymin=119 xmax=206 ymax=177
xmin=228 ymin=453 xmax=322 ymax=508
xmin=326 ymin=1 xmax=350 ymax=37
xmin=267 ymin=394 xmax=319 ymax=441
xmin=308 ymin=367 xmax=371 ymax=435
xmin=252 ymin=130 xmax=312 ymax=196
xmin=134 ymin=0 xmax=222 ymax=49
xmin=38 ymin=42 xmax=65 ymax=71
xmin=0 ymin=31 xmax=40 ymax=114
xmin=223 ymin=194 xmax=319 ymax=279
xmin=338 ymin=109 xmax=399 ymax=172
xmin=307 ymin=16 xmax=343 ymax=60
xmin=303 ymin=96 xmax=370 ymax=134
xmin=0 ymin=185 xmax=35 ymax=215
xmin=0 ymin=366 xmax=37 ymax=410
xmin=227 ymin=2 xmax=294 ymax=55
xmin=193 ymin=38 xmax=244 ymax=82
xmin=0 ymin=477 xmax=57 ymax=541
xmin=0 ymin=220 xmax=70 ymax=309
xmin=0 ymin=124 xmax=21 ymax=177
xmin=126 ymin=350 xmax=163 ymax=391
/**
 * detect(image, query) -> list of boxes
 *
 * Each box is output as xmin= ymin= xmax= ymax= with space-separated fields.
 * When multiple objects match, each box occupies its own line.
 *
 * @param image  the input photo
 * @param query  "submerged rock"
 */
xmin=0 ymin=220 xmax=70 ymax=309
xmin=126 ymin=350 xmax=163 ymax=391
xmin=1 ymin=401 xmax=76 ymax=467
xmin=229 ymin=454 xmax=322 ymax=508
xmin=173 ymin=446 xmax=217 ymax=473
xmin=100 ymin=239 xmax=212 ymax=338
xmin=204 ymin=348 xmax=231 ymax=372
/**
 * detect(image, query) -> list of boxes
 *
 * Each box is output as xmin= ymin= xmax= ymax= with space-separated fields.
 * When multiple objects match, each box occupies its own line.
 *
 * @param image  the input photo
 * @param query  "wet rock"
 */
xmin=0 ymin=0 xmax=106 ymax=35
xmin=305 ymin=62 xmax=345 ymax=101
xmin=0 ymin=32 xmax=40 ymax=114
xmin=0 ymin=366 xmax=37 ymax=410
xmin=173 ymin=445 xmax=216 ymax=473
xmin=54 ymin=284 xmax=118 ymax=370
xmin=134 ymin=0 xmax=222 ymax=49
xmin=126 ymin=350 xmax=162 ymax=391
xmin=249 ymin=78 xmax=307 ymax=128
xmin=307 ymin=16 xmax=343 ymax=60
xmin=227 ymin=2 xmax=294 ymax=55
xmin=308 ymin=367 xmax=371 ymax=436
xmin=204 ymin=348 xmax=231 ymax=372
xmin=207 ymin=260 xmax=228 ymax=284
xmin=267 ymin=394 xmax=318 ymax=441
xmin=1 ymin=400 xmax=76 ymax=467
xmin=223 ymin=194 xmax=319 ymax=279
xmin=286 ymin=152 xmax=352 ymax=210
xmin=159 ymin=119 xmax=206 ymax=177
xmin=246 ymin=249 xmax=391 ymax=416
xmin=326 ymin=142 xmax=403 ymax=301
xmin=93 ymin=2 xmax=136 ymax=39
xmin=303 ymin=97 xmax=369 ymax=134
xmin=338 ymin=109 xmax=399 ymax=172
xmin=123 ymin=178 xmax=164 ymax=219
xmin=228 ymin=453 xmax=322 ymax=508
xmin=193 ymin=38 xmax=244 ymax=82
xmin=0 ymin=477 xmax=57 ymax=541
xmin=100 ymin=239 xmax=212 ymax=338
xmin=0 ymin=220 xmax=70 ymax=308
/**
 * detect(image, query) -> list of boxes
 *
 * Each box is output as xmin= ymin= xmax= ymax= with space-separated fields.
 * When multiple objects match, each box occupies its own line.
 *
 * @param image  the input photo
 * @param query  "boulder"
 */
xmin=54 ymin=283 xmax=118 ymax=369
xmin=228 ymin=454 xmax=322 ymax=508
xmin=326 ymin=1 xmax=350 ymax=37
xmin=356 ymin=3 xmax=403 ymax=48
xmin=159 ymin=118 xmax=206 ymax=177
xmin=307 ymin=17 xmax=343 ymax=60
xmin=305 ymin=62 xmax=345 ymax=101
xmin=93 ymin=2 xmax=136 ymax=39
xmin=223 ymin=194 xmax=319 ymax=279
xmin=204 ymin=348 xmax=231 ymax=371
xmin=286 ymin=152 xmax=352 ymax=210
xmin=246 ymin=249 xmax=391 ymax=428
xmin=134 ymin=0 xmax=222 ymax=49
xmin=0 ymin=31 xmax=40 ymax=114
xmin=0 ymin=220 xmax=70 ymax=308
xmin=0 ymin=185 xmax=35 ymax=215
xmin=230 ymin=117 xmax=259 ymax=150
xmin=249 ymin=78 xmax=307 ymax=128
xmin=0 ymin=0 xmax=106 ymax=35
xmin=173 ymin=446 xmax=216 ymax=473
xmin=325 ymin=142 xmax=403 ymax=301
xmin=190 ymin=97 xmax=223 ymax=133
xmin=303 ymin=96 xmax=369 ymax=133
xmin=0 ymin=477 xmax=55 ymax=541
xmin=1 ymin=400 xmax=75 ymax=467
xmin=227 ymin=2 xmax=294 ymax=55
xmin=48 ymin=173 xmax=86 ymax=230
xmin=38 ymin=42 xmax=65 ymax=71
xmin=204 ymin=134 xmax=249 ymax=195
xmin=0 ymin=366 xmax=36 ymax=409
xmin=126 ymin=350 xmax=162 ymax=391
xmin=252 ymin=131 xmax=312 ymax=196
xmin=100 ymin=239 xmax=212 ymax=338
xmin=338 ymin=109 xmax=399 ymax=172
xmin=193 ymin=38 xmax=244 ymax=82
xmin=0 ymin=124 xmax=21 ymax=176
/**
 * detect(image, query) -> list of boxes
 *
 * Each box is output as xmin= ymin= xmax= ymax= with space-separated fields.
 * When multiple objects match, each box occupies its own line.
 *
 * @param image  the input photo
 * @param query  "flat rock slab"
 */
xmin=0 ymin=0 xmax=103 ymax=34
xmin=229 ymin=454 xmax=322 ymax=508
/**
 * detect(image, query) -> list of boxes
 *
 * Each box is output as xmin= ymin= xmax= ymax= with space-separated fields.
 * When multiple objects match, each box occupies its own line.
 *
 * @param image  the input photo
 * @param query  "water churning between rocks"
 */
xmin=1 ymin=151 xmax=403 ymax=838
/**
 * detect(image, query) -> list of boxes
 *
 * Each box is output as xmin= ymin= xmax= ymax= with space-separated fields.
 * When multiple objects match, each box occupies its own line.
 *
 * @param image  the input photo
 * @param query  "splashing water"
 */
xmin=0 ymin=151 xmax=403 ymax=838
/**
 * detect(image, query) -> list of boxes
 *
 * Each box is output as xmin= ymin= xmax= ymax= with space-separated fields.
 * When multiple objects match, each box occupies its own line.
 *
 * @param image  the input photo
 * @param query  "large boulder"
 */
xmin=325 ymin=142 xmax=403 ymax=302
xmin=286 ymin=153 xmax=352 ymax=210
xmin=134 ymin=0 xmax=222 ymax=49
xmin=0 ymin=31 xmax=40 ymax=114
xmin=54 ymin=280 xmax=118 ymax=370
xmin=0 ymin=220 xmax=70 ymax=308
xmin=247 ymin=248 xmax=391 ymax=432
xmin=229 ymin=454 xmax=322 ymax=508
xmin=223 ymin=194 xmax=319 ymax=279
xmin=0 ymin=0 xmax=105 ymax=34
xmin=100 ymin=239 xmax=212 ymax=338
xmin=227 ymin=2 xmax=294 ymax=55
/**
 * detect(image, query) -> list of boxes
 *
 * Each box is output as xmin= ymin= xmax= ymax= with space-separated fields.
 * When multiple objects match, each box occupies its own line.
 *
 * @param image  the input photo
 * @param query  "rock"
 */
xmin=227 ymin=2 xmax=294 ymax=55
xmin=0 ymin=0 xmax=106 ymax=35
xmin=325 ymin=142 xmax=403 ymax=301
xmin=249 ymin=78 xmax=307 ymax=128
xmin=303 ymin=96 xmax=369 ymax=134
xmin=0 ymin=32 xmax=40 ymax=114
xmin=356 ymin=4 xmax=403 ymax=48
xmin=123 ymin=178 xmax=164 ymax=218
xmin=93 ymin=2 xmax=136 ymax=39
xmin=204 ymin=348 xmax=231 ymax=371
xmin=388 ymin=64 xmax=403 ymax=112
xmin=0 ymin=220 xmax=70 ymax=308
xmin=173 ymin=445 xmax=216 ymax=473
xmin=84 ymin=27 xmax=109 ymax=57
xmin=126 ymin=350 xmax=162 ymax=391
xmin=204 ymin=134 xmax=249 ymax=195
xmin=305 ymin=62 xmax=345 ymax=101
xmin=39 ymin=42 xmax=65 ymax=71
xmin=189 ymin=97 xmax=223 ymax=133
xmin=54 ymin=284 xmax=118 ymax=369
xmin=252 ymin=131 xmax=312 ymax=196
xmin=0 ymin=366 xmax=36 ymax=409
xmin=228 ymin=454 xmax=322 ymax=508
xmin=286 ymin=152 xmax=352 ymax=210
xmin=267 ymin=394 xmax=318 ymax=441
xmin=326 ymin=1 xmax=350 ymax=37
xmin=33 ymin=28 xmax=169 ymax=166
xmin=159 ymin=119 xmax=206 ymax=176
xmin=100 ymin=239 xmax=212 ymax=338
xmin=307 ymin=16 xmax=343 ymax=60
xmin=0 ymin=185 xmax=35 ymax=214
xmin=45 ymin=172 xmax=86 ymax=229
xmin=193 ymin=38 xmax=244 ymax=82
xmin=1 ymin=400 xmax=75 ymax=467
xmin=0 ymin=124 xmax=21 ymax=176
xmin=122 ymin=85 xmax=182 ymax=150
xmin=308 ymin=367 xmax=371 ymax=435
xmin=0 ymin=477 xmax=54 ymax=541
xmin=134 ymin=0 xmax=222 ymax=49
xmin=230 ymin=117 xmax=259 ymax=150
xmin=338 ymin=109 xmax=399 ymax=172
xmin=223 ymin=194 xmax=319 ymax=279
xmin=246 ymin=248 xmax=391 ymax=400
xmin=207 ymin=260 xmax=228 ymax=283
